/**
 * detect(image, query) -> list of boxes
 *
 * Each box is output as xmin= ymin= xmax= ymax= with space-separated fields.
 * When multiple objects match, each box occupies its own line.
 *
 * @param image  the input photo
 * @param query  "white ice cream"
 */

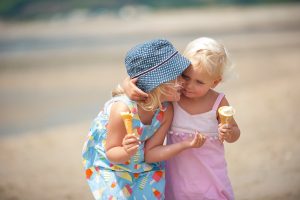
xmin=219 ymin=106 xmax=235 ymax=116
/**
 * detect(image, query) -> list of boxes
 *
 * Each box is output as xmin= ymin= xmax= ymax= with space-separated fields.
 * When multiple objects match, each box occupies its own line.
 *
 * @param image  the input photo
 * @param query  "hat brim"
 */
xmin=136 ymin=53 xmax=191 ymax=92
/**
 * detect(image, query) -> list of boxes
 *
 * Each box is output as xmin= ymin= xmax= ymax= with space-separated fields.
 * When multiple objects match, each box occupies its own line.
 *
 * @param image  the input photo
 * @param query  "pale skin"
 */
xmin=124 ymin=65 xmax=240 ymax=144
xmin=122 ymin=77 xmax=149 ymax=101
xmin=105 ymin=79 xmax=205 ymax=164
xmin=181 ymin=66 xmax=240 ymax=143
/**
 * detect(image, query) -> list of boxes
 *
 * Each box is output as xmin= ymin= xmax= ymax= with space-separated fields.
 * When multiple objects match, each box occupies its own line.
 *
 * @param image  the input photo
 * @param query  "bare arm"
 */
xmin=122 ymin=76 xmax=148 ymax=101
xmin=217 ymin=97 xmax=240 ymax=143
xmin=105 ymin=102 xmax=140 ymax=163
xmin=144 ymin=104 xmax=206 ymax=163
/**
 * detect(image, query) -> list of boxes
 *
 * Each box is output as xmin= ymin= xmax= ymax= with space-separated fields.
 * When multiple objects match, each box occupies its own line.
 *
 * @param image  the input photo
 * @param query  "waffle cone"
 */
xmin=120 ymin=112 xmax=134 ymax=134
xmin=218 ymin=106 xmax=235 ymax=125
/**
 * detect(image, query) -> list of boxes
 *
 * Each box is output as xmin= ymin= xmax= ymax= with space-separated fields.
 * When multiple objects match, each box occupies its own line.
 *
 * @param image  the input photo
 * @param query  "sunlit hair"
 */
xmin=183 ymin=37 xmax=231 ymax=80
xmin=112 ymin=80 xmax=180 ymax=111
xmin=112 ymin=84 xmax=125 ymax=97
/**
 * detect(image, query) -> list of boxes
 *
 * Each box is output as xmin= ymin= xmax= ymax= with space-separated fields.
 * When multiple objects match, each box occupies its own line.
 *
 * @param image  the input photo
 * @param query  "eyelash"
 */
xmin=182 ymin=74 xmax=205 ymax=84
xmin=182 ymin=74 xmax=189 ymax=80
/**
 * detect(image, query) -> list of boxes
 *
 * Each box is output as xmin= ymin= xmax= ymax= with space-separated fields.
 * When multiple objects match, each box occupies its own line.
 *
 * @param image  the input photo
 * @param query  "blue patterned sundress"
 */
xmin=82 ymin=95 xmax=167 ymax=200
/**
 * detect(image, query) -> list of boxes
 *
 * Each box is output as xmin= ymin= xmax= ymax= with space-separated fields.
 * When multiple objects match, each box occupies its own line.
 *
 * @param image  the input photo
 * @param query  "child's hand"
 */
xmin=122 ymin=134 xmax=140 ymax=156
xmin=218 ymin=124 xmax=235 ymax=143
xmin=123 ymin=77 xmax=148 ymax=101
xmin=189 ymin=131 xmax=206 ymax=148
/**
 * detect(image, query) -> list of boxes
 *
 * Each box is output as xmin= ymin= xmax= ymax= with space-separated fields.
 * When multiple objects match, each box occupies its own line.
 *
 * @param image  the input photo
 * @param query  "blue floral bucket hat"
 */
xmin=125 ymin=39 xmax=191 ymax=92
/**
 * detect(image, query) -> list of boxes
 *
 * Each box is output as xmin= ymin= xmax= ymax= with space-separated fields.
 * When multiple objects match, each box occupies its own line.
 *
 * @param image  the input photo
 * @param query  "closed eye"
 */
xmin=182 ymin=74 xmax=189 ymax=80
xmin=196 ymin=80 xmax=205 ymax=84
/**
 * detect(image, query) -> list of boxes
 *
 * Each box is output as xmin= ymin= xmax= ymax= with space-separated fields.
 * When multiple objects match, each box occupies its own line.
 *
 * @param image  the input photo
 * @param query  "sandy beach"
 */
xmin=1 ymin=3 xmax=300 ymax=200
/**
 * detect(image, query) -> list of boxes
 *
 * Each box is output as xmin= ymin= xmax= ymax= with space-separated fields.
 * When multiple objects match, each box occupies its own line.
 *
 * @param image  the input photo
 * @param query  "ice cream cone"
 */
xmin=218 ymin=106 xmax=235 ymax=124
xmin=120 ymin=112 xmax=134 ymax=134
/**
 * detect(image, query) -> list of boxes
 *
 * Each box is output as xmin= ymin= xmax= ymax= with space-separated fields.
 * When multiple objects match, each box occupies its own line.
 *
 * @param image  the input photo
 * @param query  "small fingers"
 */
xmin=123 ymin=135 xmax=140 ymax=146
xmin=219 ymin=137 xmax=224 ymax=143
xmin=130 ymin=78 xmax=148 ymax=99
xmin=218 ymin=132 xmax=225 ymax=142
xmin=126 ymin=144 xmax=139 ymax=152
xmin=137 ymin=89 xmax=148 ymax=98
xmin=193 ymin=133 xmax=206 ymax=147
xmin=124 ymin=134 xmax=140 ymax=140
xmin=130 ymin=78 xmax=138 ymax=84
xmin=219 ymin=123 xmax=231 ymax=129
xmin=219 ymin=130 xmax=233 ymax=143
xmin=124 ymin=144 xmax=139 ymax=155
xmin=132 ymin=94 xmax=142 ymax=101
xmin=123 ymin=139 xmax=139 ymax=146
xmin=199 ymin=135 xmax=206 ymax=146
xmin=133 ymin=93 xmax=147 ymax=101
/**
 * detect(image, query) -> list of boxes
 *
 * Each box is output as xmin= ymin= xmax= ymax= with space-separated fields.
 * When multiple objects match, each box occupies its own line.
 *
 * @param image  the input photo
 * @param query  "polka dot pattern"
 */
xmin=125 ymin=39 xmax=191 ymax=92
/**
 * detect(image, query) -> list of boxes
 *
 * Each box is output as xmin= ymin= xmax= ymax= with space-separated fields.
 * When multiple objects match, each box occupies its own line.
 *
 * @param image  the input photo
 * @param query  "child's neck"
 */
xmin=137 ymin=105 xmax=156 ymax=125
xmin=183 ymin=89 xmax=212 ymax=102
xmin=179 ymin=89 xmax=218 ymax=115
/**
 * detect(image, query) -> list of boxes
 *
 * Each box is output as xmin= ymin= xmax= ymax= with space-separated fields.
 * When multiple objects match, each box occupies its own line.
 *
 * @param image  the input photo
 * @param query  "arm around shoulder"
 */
xmin=122 ymin=77 xmax=148 ymax=101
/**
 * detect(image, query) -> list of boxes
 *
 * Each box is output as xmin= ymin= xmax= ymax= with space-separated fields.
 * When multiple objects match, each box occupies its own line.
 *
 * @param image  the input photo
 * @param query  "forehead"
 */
xmin=184 ymin=66 xmax=213 ymax=81
xmin=184 ymin=65 xmax=206 ymax=75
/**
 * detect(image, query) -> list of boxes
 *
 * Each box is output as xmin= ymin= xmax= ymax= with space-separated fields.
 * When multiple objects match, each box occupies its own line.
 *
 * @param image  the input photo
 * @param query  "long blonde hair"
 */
xmin=112 ymin=81 xmax=179 ymax=111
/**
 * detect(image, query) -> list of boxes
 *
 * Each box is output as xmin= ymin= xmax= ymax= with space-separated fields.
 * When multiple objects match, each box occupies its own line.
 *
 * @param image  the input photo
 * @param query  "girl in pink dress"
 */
xmin=124 ymin=37 xmax=240 ymax=200
xmin=168 ymin=37 xmax=240 ymax=200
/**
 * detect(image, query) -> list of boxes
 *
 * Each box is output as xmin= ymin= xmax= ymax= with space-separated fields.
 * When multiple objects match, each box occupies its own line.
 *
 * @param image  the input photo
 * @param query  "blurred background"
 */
xmin=0 ymin=0 xmax=300 ymax=199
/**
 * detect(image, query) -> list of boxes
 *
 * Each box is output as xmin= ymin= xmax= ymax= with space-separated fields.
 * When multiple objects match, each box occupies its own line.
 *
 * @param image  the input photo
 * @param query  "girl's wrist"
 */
xmin=182 ymin=140 xmax=192 ymax=149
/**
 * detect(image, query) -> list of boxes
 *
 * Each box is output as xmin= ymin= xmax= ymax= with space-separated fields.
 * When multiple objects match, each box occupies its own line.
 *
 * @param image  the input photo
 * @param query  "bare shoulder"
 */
xmin=166 ymin=102 xmax=174 ymax=114
xmin=219 ymin=96 xmax=230 ymax=107
xmin=210 ymin=89 xmax=221 ymax=100
xmin=210 ymin=89 xmax=230 ymax=108
xmin=110 ymin=101 xmax=130 ymax=112
xmin=109 ymin=101 xmax=131 ymax=121
xmin=162 ymin=102 xmax=174 ymax=123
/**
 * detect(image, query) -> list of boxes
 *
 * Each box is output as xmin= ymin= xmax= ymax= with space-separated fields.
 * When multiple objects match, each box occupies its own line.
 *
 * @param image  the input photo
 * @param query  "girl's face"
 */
xmin=181 ymin=66 xmax=218 ymax=99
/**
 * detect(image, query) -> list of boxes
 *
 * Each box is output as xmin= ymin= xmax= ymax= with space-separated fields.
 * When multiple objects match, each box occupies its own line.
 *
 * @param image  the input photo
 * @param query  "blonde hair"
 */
xmin=183 ymin=37 xmax=231 ymax=80
xmin=112 ymin=81 xmax=178 ymax=111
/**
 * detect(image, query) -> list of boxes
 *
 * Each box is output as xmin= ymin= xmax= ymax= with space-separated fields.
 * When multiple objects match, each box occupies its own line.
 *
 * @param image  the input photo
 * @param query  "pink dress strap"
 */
xmin=212 ymin=93 xmax=225 ymax=111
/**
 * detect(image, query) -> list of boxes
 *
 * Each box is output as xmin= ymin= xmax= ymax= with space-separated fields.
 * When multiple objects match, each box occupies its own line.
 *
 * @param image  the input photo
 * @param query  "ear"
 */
xmin=211 ymin=77 xmax=222 ymax=88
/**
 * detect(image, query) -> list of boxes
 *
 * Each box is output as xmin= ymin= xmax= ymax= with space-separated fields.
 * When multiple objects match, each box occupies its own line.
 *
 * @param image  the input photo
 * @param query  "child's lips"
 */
xmin=183 ymin=89 xmax=192 ymax=94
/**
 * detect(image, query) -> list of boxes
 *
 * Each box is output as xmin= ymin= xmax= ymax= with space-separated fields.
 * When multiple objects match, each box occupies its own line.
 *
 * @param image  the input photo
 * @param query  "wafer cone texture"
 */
xmin=120 ymin=112 xmax=134 ymax=134
xmin=218 ymin=106 xmax=235 ymax=124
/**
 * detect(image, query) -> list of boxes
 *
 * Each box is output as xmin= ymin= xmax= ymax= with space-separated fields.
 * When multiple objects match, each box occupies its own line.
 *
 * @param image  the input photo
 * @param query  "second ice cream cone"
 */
xmin=218 ymin=106 xmax=235 ymax=124
xmin=120 ymin=112 xmax=134 ymax=134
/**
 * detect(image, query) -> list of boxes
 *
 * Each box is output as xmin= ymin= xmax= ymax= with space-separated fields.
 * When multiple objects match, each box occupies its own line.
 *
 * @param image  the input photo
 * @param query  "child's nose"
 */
xmin=185 ymin=81 xmax=192 ymax=89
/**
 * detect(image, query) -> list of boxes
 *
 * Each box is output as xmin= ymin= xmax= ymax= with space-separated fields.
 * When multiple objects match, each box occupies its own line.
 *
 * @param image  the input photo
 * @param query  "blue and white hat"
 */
xmin=125 ymin=39 xmax=191 ymax=92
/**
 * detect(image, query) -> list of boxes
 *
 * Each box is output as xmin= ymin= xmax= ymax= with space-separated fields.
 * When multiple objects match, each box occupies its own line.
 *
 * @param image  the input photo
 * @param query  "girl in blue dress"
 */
xmin=82 ymin=39 xmax=204 ymax=200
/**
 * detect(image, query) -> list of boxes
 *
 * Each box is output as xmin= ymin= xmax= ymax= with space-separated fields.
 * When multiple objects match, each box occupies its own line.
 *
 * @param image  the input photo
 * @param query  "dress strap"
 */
xmin=212 ymin=93 xmax=225 ymax=111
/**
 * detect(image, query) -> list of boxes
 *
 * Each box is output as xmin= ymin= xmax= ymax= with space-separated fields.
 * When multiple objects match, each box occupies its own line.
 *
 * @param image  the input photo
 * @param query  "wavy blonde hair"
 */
xmin=183 ymin=37 xmax=231 ymax=80
xmin=112 ymin=81 xmax=179 ymax=111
